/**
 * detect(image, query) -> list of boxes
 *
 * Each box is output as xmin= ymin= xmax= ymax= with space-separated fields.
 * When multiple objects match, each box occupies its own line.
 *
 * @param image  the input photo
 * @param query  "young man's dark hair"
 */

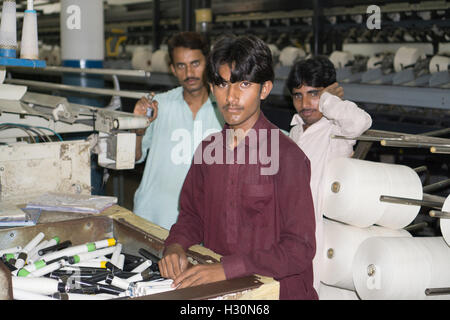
xmin=206 ymin=34 xmax=274 ymax=86
xmin=167 ymin=31 xmax=210 ymax=65
xmin=286 ymin=55 xmax=336 ymax=93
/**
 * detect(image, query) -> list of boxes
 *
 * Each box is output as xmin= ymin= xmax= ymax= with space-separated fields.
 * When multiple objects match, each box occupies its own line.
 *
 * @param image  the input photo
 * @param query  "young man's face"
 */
xmin=292 ymin=85 xmax=324 ymax=128
xmin=211 ymin=63 xmax=272 ymax=130
xmin=170 ymin=47 xmax=206 ymax=94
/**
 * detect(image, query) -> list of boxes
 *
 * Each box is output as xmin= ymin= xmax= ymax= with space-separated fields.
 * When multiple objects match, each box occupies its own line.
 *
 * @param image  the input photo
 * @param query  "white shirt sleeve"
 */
xmin=319 ymin=91 xmax=372 ymax=138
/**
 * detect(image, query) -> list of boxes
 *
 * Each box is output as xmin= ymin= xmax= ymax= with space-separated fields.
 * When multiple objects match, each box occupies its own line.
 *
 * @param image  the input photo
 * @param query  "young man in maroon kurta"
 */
xmin=158 ymin=35 xmax=317 ymax=300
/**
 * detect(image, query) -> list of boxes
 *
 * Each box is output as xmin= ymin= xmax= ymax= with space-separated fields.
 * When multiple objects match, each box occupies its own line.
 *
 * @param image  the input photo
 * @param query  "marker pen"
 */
xmin=86 ymin=272 xmax=109 ymax=283
xmin=105 ymin=274 xmax=133 ymax=291
xmin=40 ymin=238 xmax=115 ymax=263
xmin=3 ymin=259 xmax=17 ymax=272
xmin=38 ymin=240 xmax=71 ymax=256
xmin=126 ymin=268 xmax=157 ymax=283
xmin=28 ymin=237 xmax=61 ymax=262
xmin=130 ymin=260 xmax=152 ymax=273
xmin=117 ymin=254 xmax=125 ymax=270
xmin=0 ymin=246 xmax=22 ymax=256
xmin=68 ymin=246 xmax=116 ymax=264
xmin=2 ymin=253 xmax=16 ymax=262
xmin=68 ymin=278 xmax=124 ymax=295
xmin=29 ymin=259 xmax=66 ymax=277
xmin=94 ymin=238 xmax=116 ymax=250
xmin=27 ymin=240 xmax=48 ymax=263
xmin=12 ymin=276 xmax=66 ymax=295
xmin=138 ymin=248 xmax=160 ymax=272
xmin=72 ymin=260 xmax=108 ymax=269
xmin=61 ymin=266 xmax=109 ymax=273
xmin=110 ymin=243 xmax=122 ymax=267
xmin=122 ymin=252 xmax=145 ymax=266
xmin=17 ymin=259 xmax=46 ymax=276
xmin=23 ymin=232 xmax=45 ymax=254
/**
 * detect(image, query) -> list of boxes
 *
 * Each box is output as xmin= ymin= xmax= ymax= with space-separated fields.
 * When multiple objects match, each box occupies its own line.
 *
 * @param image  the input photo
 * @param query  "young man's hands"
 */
xmin=158 ymin=243 xmax=226 ymax=289
xmin=133 ymin=93 xmax=158 ymax=135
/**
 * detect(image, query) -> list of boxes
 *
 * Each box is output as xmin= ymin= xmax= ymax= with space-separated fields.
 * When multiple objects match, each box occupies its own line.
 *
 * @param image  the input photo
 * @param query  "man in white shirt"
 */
xmin=286 ymin=56 xmax=372 ymax=293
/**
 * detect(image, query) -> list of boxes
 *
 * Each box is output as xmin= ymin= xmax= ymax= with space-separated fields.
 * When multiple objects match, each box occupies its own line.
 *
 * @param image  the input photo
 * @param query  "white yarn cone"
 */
xmin=20 ymin=10 xmax=39 ymax=60
xmin=0 ymin=0 xmax=18 ymax=57
xmin=150 ymin=49 xmax=170 ymax=73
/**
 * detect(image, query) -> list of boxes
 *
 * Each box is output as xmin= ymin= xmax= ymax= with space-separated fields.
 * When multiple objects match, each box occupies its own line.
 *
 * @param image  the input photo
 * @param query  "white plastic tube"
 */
xmin=12 ymin=276 xmax=62 ymax=295
xmin=13 ymin=289 xmax=57 ymax=300
xmin=131 ymin=260 xmax=152 ymax=273
xmin=23 ymin=232 xmax=45 ymax=253
xmin=110 ymin=243 xmax=122 ymax=267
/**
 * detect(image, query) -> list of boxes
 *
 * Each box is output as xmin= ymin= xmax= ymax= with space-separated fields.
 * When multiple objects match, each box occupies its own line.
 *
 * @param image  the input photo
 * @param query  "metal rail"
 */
xmin=5 ymin=79 xmax=148 ymax=100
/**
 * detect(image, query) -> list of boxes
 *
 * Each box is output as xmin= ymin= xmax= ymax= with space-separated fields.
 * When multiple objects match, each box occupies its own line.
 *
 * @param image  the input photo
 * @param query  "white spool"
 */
xmin=318 ymin=283 xmax=359 ymax=300
xmin=0 ymin=0 xmax=18 ymax=51
xmin=429 ymin=55 xmax=450 ymax=73
xmin=267 ymin=44 xmax=280 ymax=63
xmin=279 ymin=46 xmax=306 ymax=67
xmin=131 ymin=46 xmax=152 ymax=71
xmin=420 ymin=237 xmax=450 ymax=300
xmin=0 ymin=67 xmax=5 ymax=84
xmin=150 ymin=49 xmax=170 ymax=73
xmin=60 ymin=0 xmax=104 ymax=61
xmin=0 ymin=84 xmax=28 ymax=100
xmin=393 ymin=46 xmax=426 ymax=73
xmin=367 ymin=55 xmax=384 ymax=70
xmin=20 ymin=10 xmax=39 ymax=60
xmin=322 ymin=158 xmax=422 ymax=228
xmin=329 ymin=51 xmax=354 ymax=69
xmin=39 ymin=45 xmax=51 ymax=64
xmin=352 ymin=237 xmax=450 ymax=300
xmin=113 ymin=116 xmax=150 ymax=130
xmin=440 ymin=195 xmax=450 ymax=246
xmin=321 ymin=219 xmax=411 ymax=291
xmin=376 ymin=163 xmax=423 ymax=229
xmin=48 ymin=46 xmax=61 ymax=66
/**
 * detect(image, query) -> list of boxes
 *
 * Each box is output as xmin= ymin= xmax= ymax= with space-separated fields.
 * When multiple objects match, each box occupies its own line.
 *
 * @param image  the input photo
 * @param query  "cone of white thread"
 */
xmin=0 ymin=0 xmax=18 ymax=58
xmin=20 ymin=9 xmax=39 ymax=60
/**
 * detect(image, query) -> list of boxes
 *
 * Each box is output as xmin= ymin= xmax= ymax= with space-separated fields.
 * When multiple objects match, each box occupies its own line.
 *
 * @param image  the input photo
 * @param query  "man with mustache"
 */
xmin=158 ymin=35 xmax=318 ymax=300
xmin=132 ymin=32 xmax=224 ymax=230
xmin=286 ymin=56 xmax=372 ymax=294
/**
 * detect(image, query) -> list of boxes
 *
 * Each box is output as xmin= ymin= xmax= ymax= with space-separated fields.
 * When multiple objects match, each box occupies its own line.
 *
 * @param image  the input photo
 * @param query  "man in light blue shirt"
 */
xmin=133 ymin=32 xmax=224 ymax=230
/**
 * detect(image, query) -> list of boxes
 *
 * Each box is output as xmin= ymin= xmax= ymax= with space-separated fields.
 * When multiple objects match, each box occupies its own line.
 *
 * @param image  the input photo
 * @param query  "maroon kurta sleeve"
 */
xmin=221 ymin=143 xmax=316 ymax=282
